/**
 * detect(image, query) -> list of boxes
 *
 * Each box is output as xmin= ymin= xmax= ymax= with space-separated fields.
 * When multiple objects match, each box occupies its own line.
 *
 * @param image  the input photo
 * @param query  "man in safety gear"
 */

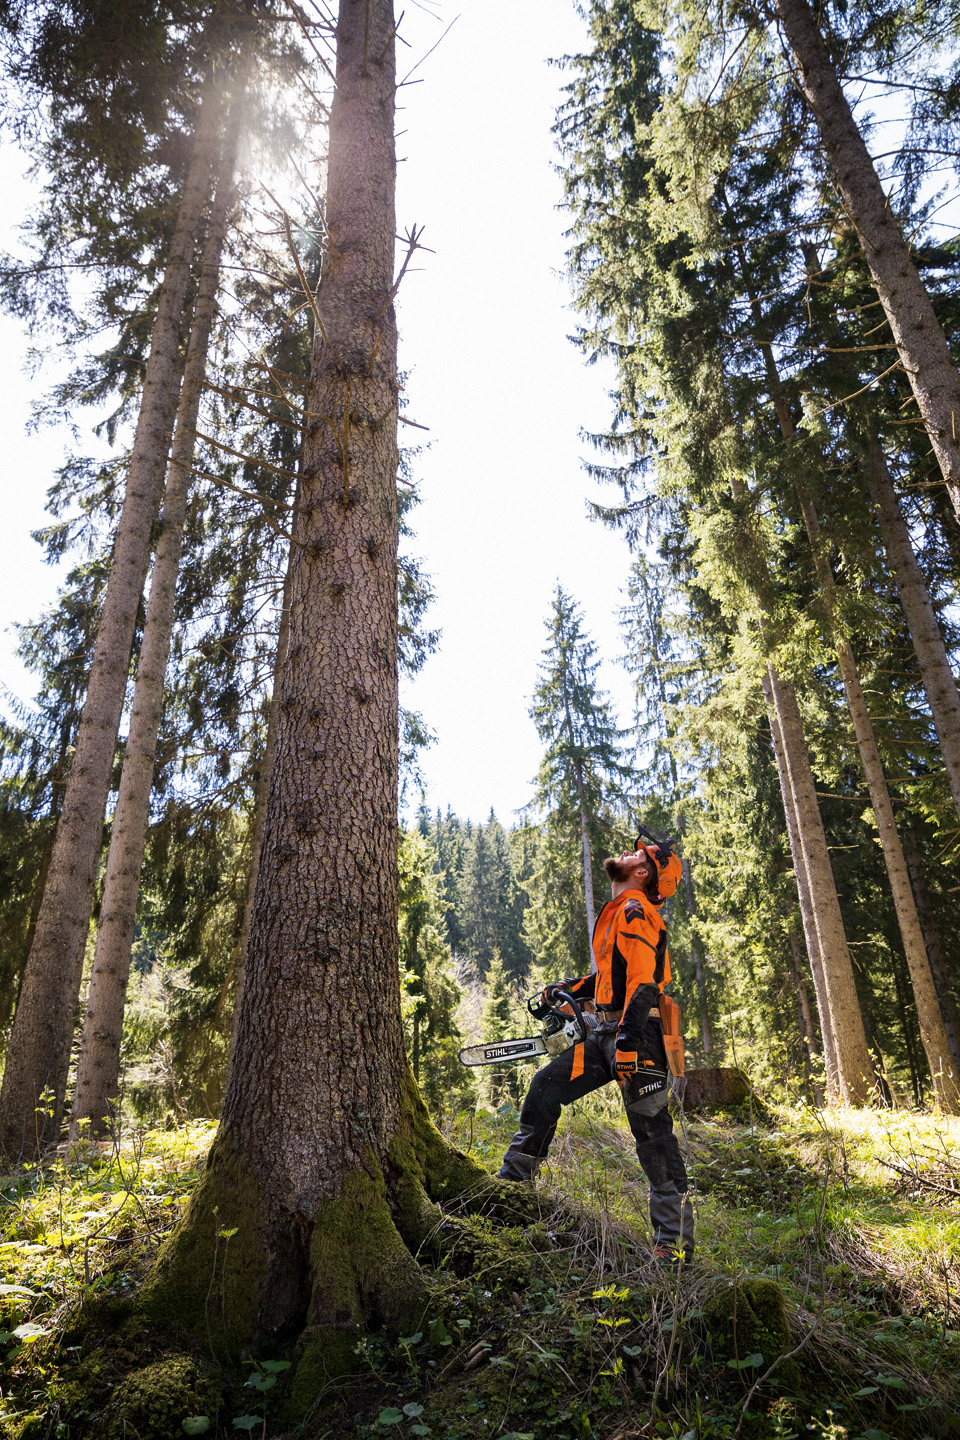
xmin=495 ymin=836 xmax=694 ymax=1264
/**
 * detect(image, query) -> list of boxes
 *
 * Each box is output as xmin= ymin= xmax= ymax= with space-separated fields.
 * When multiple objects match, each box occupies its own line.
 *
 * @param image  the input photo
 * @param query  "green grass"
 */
xmin=0 ymin=1101 xmax=958 ymax=1438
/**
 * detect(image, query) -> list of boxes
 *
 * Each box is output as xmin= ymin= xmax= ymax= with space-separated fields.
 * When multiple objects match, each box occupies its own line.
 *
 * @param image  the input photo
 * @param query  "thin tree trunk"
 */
xmin=766 ymin=666 xmax=875 ymax=1103
xmin=764 ymin=671 xmax=842 ymax=1100
xmin=770 ymin=0 xmax=960 ymax=516
xmin=572 ymin=757 xmax=597 ymax=943
xmin=861 ymin=438 xmax=960 ymax=823
xmin=784 ymin=908 xmax=822 ymax=1103
xmin=70 ymin=108 xmax=240 ymax=1140
xmin=757 ymin=330 xmax=960 ymax=1110
xmin=725 ymin=456 xmax=866 ymax=1099
xmin=680 ymin=854 xmax=712 ymax=1058
xmin=901 ymin=821 xmax=960 ymax=1071
xmin=890 ymin=952 xmax=923 ymax=1106
xmin=0 ymin=83 xmax=224 ymax=1160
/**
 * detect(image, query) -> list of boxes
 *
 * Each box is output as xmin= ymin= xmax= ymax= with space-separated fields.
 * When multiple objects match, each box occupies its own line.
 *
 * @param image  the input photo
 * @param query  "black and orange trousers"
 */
xmin=496 ymin=1023 xmax=694 ymax=1259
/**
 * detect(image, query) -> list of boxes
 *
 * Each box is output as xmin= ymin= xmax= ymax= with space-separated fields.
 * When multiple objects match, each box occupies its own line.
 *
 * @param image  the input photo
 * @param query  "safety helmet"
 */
xmin=634 ymin=841 xmax=681 ymax=905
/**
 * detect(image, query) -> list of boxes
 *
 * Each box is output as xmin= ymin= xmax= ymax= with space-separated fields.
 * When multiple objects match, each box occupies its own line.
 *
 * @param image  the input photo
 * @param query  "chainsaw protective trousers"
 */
xmin=496 ymin=1025 xmax=693 ymax=1261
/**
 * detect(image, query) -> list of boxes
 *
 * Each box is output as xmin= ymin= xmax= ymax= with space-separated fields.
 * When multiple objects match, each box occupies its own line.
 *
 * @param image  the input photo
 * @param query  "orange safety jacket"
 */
xmin=561 ymin=884 xmax=673 ymax=1047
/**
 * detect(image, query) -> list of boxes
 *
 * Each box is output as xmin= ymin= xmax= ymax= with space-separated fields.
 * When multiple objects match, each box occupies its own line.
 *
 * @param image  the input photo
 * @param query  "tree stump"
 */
xmin=675 ymin=1068 xmax=751 ymax=1110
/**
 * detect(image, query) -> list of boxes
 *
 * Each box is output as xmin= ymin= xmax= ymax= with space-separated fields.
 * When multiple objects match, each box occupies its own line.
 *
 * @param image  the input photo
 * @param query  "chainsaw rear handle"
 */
xmin=527 ymin=988 xmax=588 ymax=1045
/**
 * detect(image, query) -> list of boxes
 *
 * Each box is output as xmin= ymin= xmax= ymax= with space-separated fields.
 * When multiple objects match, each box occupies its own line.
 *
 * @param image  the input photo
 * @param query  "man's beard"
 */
xmin=604 ymin=856 xmax=641 ymax=884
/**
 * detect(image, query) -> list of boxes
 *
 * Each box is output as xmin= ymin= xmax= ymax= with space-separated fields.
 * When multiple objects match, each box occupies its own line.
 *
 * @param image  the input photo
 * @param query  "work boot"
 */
xmin=652 ymin=1241 xmax=690 ymax=1268
xmin=496 ymin=1151 xmax=540 ymax=1183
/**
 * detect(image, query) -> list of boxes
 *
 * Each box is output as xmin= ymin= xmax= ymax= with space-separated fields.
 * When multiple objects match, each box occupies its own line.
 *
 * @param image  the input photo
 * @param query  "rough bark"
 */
xmin=69 ymin=108 xmax=240 ymax=1140
xmin=138 ymin=0 xmax=493 ymax=1370
xmin=0 ymin=82 xmax=224 ymax=1161
xmin=225 ymin=546 xmax=295 ymax=1079
xmin=902 ymin=821 xmax=960 ymax=1071
xmin=770 ymin=0 xmax=960 ymax=516
xmin=764 ymin=672 xmax=841 ymax=1100
xmin=766 ymin=667 xmax=875 ymax=1103
xmin=861 ymin=438 xmax=960 ymax=823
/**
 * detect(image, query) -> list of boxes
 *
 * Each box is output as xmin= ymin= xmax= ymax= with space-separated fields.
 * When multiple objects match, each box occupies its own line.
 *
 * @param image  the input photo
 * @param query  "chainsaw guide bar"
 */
xmin=458 ymin=1036 xmax=547 ymax=1067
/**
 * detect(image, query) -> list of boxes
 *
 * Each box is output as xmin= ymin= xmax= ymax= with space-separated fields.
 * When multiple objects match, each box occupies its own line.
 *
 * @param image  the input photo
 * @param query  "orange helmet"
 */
xmin=635 ymin=841 xmax=682 ymax=905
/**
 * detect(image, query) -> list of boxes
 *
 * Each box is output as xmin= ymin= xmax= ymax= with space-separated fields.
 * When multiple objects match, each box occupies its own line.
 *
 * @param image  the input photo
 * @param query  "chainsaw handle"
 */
xmin=552 ymin=989 xmax=587 ymax=1044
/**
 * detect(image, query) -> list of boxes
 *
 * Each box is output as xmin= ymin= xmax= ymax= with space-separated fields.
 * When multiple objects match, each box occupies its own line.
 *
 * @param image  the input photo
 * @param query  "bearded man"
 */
xmin=495 ymin=838 xmax=694 ymax=1263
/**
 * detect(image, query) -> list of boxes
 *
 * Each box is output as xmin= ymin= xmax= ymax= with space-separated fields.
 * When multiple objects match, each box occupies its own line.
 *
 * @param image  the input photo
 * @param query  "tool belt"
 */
xmin=596 ymin=1005 xmax=661 ymax=1022
xmin=598 ymin=1001 xmax=684 ymax=1077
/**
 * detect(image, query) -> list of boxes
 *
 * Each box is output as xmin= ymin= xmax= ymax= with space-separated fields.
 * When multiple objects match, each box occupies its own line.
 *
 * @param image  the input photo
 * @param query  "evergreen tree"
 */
xmin=528 ymin=586 xmax=627 ymax=958
xmin=479 ymin=949 xmax=527 ymax=1109
xmin=139 ymin=0 xmax=492 ymax=1364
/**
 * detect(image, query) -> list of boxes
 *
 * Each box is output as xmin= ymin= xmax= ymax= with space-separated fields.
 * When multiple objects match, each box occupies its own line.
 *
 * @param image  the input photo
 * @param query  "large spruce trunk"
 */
xmin=69 ymin=104 xmax=240 ymax=1140
xmin=770 ymin=0 xmax=960 ymax=516
xmin=0 ymin=83 xmax=224 ymax=1160
xmin=138 ymin=0 xmax=497 ymax=1384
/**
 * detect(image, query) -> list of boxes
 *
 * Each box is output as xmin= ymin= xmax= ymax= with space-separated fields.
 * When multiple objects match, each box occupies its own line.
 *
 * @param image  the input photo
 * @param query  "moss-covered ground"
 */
xmin=0 ymin=1097 xmax=958 ymax=1439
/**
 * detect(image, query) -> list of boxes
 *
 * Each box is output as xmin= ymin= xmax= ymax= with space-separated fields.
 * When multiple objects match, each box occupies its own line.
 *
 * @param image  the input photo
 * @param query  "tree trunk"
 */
xmin=680 ymin=855 xmax=712 ymax=1058
xmin=763 ymin=342 xmax=960 ymax=1110
xmin=69 ymin=105 xmax=240 ymax=1141
xmin=764 ymin=672 xmax=842 ymax=1099
xmin=861 ymin=437 xmax=960 ymax=823
xmin=138 ymin=2 xmax=501 ymax=1384
xmin=770 ymin=0 xmax=960 ymax=516
xmin=739 ymin=246 xmax=959 ymax=1109
xmin=901 ymin=821 xmax=960 ymax=1071
xmin=0 ymin=83 xmax=224 ymax=1161
xmin=572 ymin=757 xmax=597 ymax=944
xmin=766 ymin=667 xmax=875 ymax=1103
xmin=225 ymin=546 xmax=295 ymax=1078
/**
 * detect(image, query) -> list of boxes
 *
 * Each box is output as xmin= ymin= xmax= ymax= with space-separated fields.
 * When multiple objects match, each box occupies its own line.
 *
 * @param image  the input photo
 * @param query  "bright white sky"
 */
xmin=0 ymin=0 xmax=637 ymax=826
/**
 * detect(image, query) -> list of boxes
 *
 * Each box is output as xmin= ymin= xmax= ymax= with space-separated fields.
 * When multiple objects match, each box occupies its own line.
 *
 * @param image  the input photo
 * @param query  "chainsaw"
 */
xmin=458 ymin=990 xmax=590 ymax=1068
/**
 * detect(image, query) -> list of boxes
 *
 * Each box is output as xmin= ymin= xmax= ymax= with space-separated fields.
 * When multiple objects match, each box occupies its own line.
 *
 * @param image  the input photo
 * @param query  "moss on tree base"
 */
xmin=137 ymin=1126 xmax=267 ymax=1361
xmin=103 ymin=1354 xmax=222 ymax=1440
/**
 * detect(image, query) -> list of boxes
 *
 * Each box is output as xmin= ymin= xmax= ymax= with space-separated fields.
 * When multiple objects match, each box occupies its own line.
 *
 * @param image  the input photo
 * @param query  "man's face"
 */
xmin=603 ymin=849 xmax=654 ymax=887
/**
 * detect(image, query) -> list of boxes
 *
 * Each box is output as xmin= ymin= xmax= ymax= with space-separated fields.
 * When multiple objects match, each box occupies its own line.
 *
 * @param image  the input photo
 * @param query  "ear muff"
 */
xmin=635 ymin=845 xmax=681 ymax=904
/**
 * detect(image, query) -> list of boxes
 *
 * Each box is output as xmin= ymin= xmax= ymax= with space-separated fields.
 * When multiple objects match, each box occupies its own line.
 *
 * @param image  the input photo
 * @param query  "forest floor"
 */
xmin=0 ymin=1094 xmax=958 ymax=1439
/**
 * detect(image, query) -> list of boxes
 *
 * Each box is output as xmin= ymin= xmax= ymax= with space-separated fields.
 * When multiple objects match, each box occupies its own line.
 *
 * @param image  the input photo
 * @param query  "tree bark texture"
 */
xmin=771 ymin=0 xmax=960 ymax=516
xmin=764 ymin=672 xmax=841 ymax=1100
xmin=0 ymin=84 xmax=224 ymax=1161
xmin=167 ymin=0 xmax=409 ymax=1340
xmin=765 ymin=667 xmax=874 ymax=1102
xmin=70 ymin=108 xmax=240 ymax=1140
xmin=225 ymin=539 xmax=295 ymax=1081
xmin=861 ymin=438 xmax=960 ymax=823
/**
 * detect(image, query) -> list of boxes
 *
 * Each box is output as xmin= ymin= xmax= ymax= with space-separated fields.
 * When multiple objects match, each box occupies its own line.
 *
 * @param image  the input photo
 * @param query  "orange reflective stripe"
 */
xmin=570 ymin=1043 xmax=585 ymax=1080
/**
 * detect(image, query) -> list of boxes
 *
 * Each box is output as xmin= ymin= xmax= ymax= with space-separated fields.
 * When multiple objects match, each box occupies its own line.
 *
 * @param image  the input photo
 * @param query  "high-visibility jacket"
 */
xmin=562 ymin=883 xmax=673 ymax=1048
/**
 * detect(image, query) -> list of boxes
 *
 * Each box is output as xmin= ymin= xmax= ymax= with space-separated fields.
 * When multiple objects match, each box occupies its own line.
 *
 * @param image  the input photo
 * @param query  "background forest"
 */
xmin=1 ymin=0 xmax=960 ymax=1137
xmin=1 ymin=0 xmax=960 ymax=1435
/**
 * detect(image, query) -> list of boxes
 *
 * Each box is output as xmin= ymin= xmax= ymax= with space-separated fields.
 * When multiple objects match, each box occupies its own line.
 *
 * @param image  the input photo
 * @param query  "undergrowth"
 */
xmin=0 ymin=1098 xmax=958 ymax=1439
